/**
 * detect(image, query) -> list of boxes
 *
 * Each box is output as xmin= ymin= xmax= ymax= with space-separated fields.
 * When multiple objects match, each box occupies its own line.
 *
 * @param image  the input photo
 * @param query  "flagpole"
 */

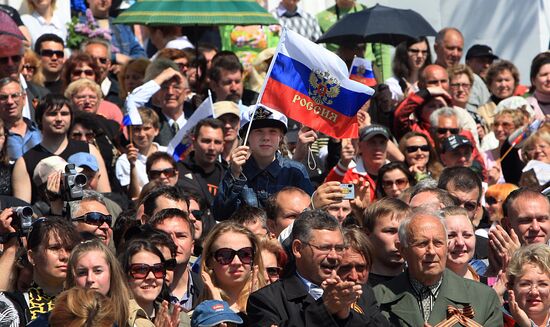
xmin=208 ymin=89 xmax=214 ymax=116
xmin=243 ymin=28 xmax=287 ymax=146
xmin=128 ymin=125 xmax=133 ymax=145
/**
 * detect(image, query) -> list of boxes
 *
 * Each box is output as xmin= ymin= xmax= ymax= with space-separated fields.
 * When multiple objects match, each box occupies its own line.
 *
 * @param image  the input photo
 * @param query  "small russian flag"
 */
xmin=167 ymin=94 xmax=214 ymax=162
xmin=349 ymin=57 xmax=377 ymax=87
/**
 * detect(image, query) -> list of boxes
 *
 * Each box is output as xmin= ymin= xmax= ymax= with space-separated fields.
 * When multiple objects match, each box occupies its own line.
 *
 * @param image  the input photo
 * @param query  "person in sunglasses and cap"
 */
xmin=212 ymin=105 xmax=314 ymax=221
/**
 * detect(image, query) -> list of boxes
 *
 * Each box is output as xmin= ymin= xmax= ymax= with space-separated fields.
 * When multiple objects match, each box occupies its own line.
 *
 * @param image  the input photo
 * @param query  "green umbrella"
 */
xmin=113 ymin=0 xmax=279 ymax=26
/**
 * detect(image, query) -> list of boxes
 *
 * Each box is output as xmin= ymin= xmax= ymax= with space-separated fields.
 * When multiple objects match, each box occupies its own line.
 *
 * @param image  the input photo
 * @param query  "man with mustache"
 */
xmin=208 ymin=52 xmax=258 ymax=105
xmin=248 ymin=209 xmax=389 ymax=326
xmin=373 ymin=211 xmax=501 ymax=326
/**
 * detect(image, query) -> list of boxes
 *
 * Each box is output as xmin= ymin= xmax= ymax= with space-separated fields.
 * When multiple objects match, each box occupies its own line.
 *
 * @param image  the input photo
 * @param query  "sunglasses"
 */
xmin=23 ymin=64 xmax=36 ymax=71
xmin=266 ymin=266 xmax=282 ymax=277
xmin=405 ymin=145 xmax=430 ymax=153
xmin=129 ymin=263 xmax=166 ymax=279
xmin=72 ymin=212 xmax=112 ymax=227
xmin=213 ymin=247 xmax=254 ymax=265
xmin=164 ymin=258 xmax=177 ymax=271
xmin=382 ymin=178 xmax=409 ymax=189
xmin=0 ymin=55 xmax=22 ymax=65
xmin=460 ymin=201 xmax=478 ymax=212
xmin=71 ymin=131 xmax=95 ymax=141
xmin=40 ymin=49 xmax=64 ymax=58
xmin=407 ymin=48 xmax=428 ymax=55
xmin=338 ymin=263 xmax=367 ymax=274
xmin=485 ymin=196 xmax=500 ymax=206
xmin=72 ymin=69 xmax=95 ymax=77
xmin=93 ymin=56 xmax=109 ymax=65
xmin=149 ymin=168 xmax=177 ymax=179
xmin=190 ymin=210 xmax=204 ymax=221
xmin=436 ymin=128 xmax=460 ymax=135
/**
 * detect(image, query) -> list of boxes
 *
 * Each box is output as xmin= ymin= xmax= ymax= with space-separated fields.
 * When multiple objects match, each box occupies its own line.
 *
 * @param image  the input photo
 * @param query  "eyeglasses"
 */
xmin=148 ymin=167 xmax=177 ymax=179
xmin=0 ymin=92 xmax=24 ymax=102
xmin=0 ymin=55 xmax=22 ymax=65
xmin=382 ymin=178 xmax=409 ymax=189
xmin=408 ymin=48 xmax=428 ymax=56
xmin=266 ymin=266 xmax=282 ymax=277
xmin=73 ymin=94 xmax=98 ymax=101
xmin=164 ymin=258 xmax=177 ymax=271
xmin=405 ymin=145 xmax=430 ymax=153
xmin=40 ymin=49 xmax=64 ymax=58
xmin=71 ymin=131 xmax=95 ymax=142
xmin=213 ymin=247 xmax=254 ymax=265
xmin=485 ymin=196 xmax=501 ymax=206
xmin=303 ymin=242 xmax=345 ymax=255
xmin=190 ymin=210 xmax=204 ymax=221
xmin=436 ymin=127 xmax=460 ymax=135
xmin=72 ymin=212 xmax=113 ymax=227
xmin=177 ymin=62 xmax=189 ymax=72
xmin=92 ymin=56 xmax=109 ymax=65
xmin=72 ymin=69 xmax=95 ymax=77
xmin=129 ymin=263 xmax=166 ymax=279
xmin=450 ymin=82 xmax=471 ymax=90
xmin=23 ymin=64 xmax=36 ymax=71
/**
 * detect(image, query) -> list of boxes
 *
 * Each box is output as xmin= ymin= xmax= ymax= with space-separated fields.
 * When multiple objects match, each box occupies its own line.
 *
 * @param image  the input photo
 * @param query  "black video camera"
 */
xmin=62 ymin=164 xmax=87 ymax=202
xmin=11 ymin=206 xmax=33 ymax=235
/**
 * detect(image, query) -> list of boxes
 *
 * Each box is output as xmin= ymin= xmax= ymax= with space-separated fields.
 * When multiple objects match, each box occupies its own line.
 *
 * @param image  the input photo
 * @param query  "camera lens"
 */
xmin=74 ymin=174 xmax=87 ymax=187
xmin=16 ymin=206 xmax=33 ymax=219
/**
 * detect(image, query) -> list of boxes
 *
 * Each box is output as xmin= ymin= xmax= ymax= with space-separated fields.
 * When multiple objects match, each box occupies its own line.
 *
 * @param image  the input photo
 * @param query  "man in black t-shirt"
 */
xmin=177 ymin=118 xmax=226 ymax=207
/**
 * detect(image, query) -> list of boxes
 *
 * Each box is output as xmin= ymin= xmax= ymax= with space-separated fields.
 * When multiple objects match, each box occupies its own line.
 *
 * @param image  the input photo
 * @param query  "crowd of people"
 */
xmin=0 ymin=0 xmax=549 ymax=326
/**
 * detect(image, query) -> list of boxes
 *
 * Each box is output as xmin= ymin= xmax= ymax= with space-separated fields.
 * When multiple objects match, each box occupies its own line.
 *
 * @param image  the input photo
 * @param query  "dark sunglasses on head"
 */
xmin=40 ymin=49 xmax=64 ymax=58
xmin=0 ymin=55 xmax=22 ymax=65
xmin=72 ymin=212 xmax=112 ymax=227
xmin=213 ymin=247 xmax=254 ymax=265
xmin=72 ymin=69 xmax=95 ymax=77
xmin=266 ymin=266 xmax=282 ymax=277
xmin=485 ymin=196 xmax=500 ymax=206
xmin=164 ymin=258 xmax=177 ymax=271
xmin=129 ymin=263 xmax=166 ymax=279
xmin=405 ymin=145 xmax=430 ymax=153
xmin=149 ymin=168 xmax=177 ymax=179
xmin=436 ymin=127 xmax=460 ymax=135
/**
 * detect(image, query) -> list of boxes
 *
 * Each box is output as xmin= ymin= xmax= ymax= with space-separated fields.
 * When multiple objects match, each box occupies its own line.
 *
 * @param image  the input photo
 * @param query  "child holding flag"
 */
xmin=212 ymin=105 xmax=314 ymax=221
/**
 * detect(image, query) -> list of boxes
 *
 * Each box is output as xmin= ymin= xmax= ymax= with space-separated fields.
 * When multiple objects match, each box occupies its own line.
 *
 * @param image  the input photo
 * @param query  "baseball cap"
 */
xmin=465 ymin=44 xmax=499 ymax=61
xmin=239 ymin=105 xmax=288 ymax=138
xmin=0 ymin=11 xmax=25 ymax=40
xmin=68 ymin=152 xmax=99 ymax=172
xmin=191 ymin=300 xmax=243 ymax=327
xmin=33 ymin=156 xmax=83 ymax=186
xmin=441 ymin=135 xmax=472 ymax=153
xmin=359 ymin=124 xmax=390 ymax=142
xmin=213 ymin=101 xmax=240 ymax=119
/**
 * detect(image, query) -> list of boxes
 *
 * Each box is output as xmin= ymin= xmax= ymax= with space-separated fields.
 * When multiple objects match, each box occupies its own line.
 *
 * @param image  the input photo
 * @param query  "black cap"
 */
xmin=441 ymin=135 xmax=472 ymax=153
xmin=466 ymin=44 xmax=499 ymax=61
xmin=359 ymin=124 xmax=390 ymax=142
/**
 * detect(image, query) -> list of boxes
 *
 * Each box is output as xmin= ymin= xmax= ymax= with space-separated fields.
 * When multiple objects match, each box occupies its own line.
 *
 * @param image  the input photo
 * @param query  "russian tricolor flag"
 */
xmin=349 ymin=57 xmax=377 ymax=87
xmin=258 ymin=29 xmax=374 ymax=139
xmin=167 ymin=95 xmax=214 ymax=162
xmin=122 ymin=102 xmax=143 ymax=126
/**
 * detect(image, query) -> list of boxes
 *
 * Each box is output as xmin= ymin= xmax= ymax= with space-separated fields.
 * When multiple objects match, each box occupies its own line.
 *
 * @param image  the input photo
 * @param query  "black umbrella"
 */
xmin=317 ymin=4 xmax=437 ymax=46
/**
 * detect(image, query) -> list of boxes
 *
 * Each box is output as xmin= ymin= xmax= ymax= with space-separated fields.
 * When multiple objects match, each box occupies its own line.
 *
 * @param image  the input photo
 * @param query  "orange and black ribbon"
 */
xmin=434 ymin=305 xmax=483 ymax=327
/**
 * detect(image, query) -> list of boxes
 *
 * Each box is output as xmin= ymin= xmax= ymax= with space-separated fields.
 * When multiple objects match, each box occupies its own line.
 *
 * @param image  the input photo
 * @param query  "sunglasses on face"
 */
xmin=93 ymin=56 xmax=109 ymax=65
xmin=436 ymin=128 xmax=460 ymax=135
xmin=405 ymin=145 xmax=430 ymax=153
xmin=72 ymin=69 xmax=95 ymax=77
xmin=266 ymin=266 xmax=282 ymax=277
xmin=71 ymin=131 xmax=95 ymax=141
xmin=129 ymin=263 xmax=166 ymax=279
xmin=164 ymin=258 xmax=177 ymax=271
xmin=0 ymin=55 xmax=22 ymax=65
xmin=382 ymin=178 xmax=409 ymax=189
xmin=190 ymin=210 xmax=204 ymax=221
xmin=148 ymin=168 xmax=177 ymax=179
xmin=23 ymin=64 xmax=36 ymax=71
xmin=213 ymin=247 xmax=254 ymax=265
xmin=40 ymin=49 xmax=64 ymax=58
xmin=72 ymin=212 xmax=112 ymax=227
xmin=460 ymin=201 xmax=478 ymax=212
xmin=485 ymin=196 xmax=500 ymax=206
